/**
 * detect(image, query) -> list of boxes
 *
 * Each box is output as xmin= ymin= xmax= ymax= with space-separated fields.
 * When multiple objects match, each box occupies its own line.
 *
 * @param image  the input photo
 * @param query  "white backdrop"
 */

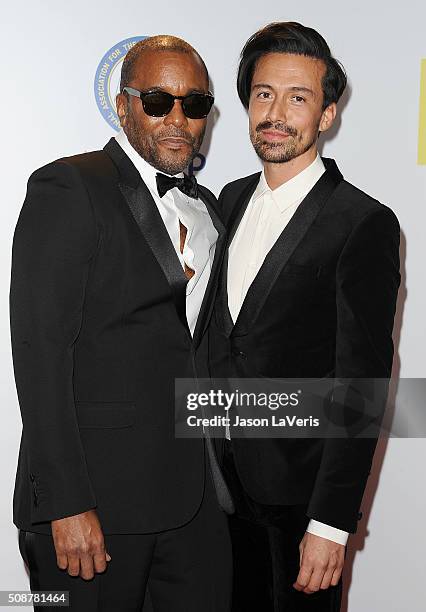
xmin=1 ymin=1 xmax=425 ymax=610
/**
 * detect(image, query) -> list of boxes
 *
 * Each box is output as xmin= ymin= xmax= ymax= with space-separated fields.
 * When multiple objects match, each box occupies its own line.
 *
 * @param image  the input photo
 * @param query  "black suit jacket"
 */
xmin=209 ymin=158 xmax=400 ymax=533
xmin=10 ymin=138 xmax=225 ymax=535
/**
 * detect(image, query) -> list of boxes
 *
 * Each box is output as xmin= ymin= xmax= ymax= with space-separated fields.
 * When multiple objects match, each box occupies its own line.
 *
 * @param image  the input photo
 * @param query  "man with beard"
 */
xmin=209 ymin=22 xmax=400 ymax=611
xmin=10 ymin=36 xmax=232 ymax=611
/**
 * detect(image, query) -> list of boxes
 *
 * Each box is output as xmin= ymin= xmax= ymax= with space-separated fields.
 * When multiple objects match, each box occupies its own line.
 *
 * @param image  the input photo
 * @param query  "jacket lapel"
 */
xmin=104 ymin=138 xmax=190 ymax=336
xmin=218 ymin=175 xmax=260 ymax=336
xmin=192 ymin=186 xmax=226 ymax=347
xmin=225 ymin=158 xmax=343 ymax=336
xmin=227 ymin=174 xmax=262 ymax=245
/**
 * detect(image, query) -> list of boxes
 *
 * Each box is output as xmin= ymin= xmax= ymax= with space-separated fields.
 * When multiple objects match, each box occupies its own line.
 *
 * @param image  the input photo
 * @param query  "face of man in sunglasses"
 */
xmin=116 ymin=50 xmax=209 ymax=175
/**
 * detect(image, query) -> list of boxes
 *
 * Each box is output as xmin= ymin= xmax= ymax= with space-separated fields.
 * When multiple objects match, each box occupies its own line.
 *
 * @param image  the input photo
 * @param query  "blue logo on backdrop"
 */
xmin=94 ymin=36 xmax=147 ymax=131
xmin=188 ymin=154 xmax=206 ymax=176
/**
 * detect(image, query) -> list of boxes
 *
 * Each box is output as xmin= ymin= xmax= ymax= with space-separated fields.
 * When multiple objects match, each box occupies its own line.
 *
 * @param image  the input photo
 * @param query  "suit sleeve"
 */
xmin=10 ymin=161 xmax=99 ymax=524
xmin=306 ymin=206 xmax=400 ymax=532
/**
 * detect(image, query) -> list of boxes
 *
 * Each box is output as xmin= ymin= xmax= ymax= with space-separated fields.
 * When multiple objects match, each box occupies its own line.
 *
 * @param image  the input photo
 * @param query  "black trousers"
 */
xmin=222 ymin=440 xmax=342 ymax=612
xmin=18 ymin=466 xmax=232 ymax=612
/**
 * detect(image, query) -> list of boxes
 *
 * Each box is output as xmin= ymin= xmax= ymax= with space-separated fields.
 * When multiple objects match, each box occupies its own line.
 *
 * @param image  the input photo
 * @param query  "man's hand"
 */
xmin=51 ymin=509 xmax=111 ymax=580
xmin=293 ymin=532 xmax=345 ymax=594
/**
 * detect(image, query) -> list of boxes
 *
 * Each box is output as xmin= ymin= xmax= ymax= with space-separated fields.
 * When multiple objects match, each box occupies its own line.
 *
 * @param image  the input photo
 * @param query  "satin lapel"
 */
xmin=104 ymin=138 xmax=190 ymax=337
xmin=119 ymin=181 xmax=190 ymax=335
xmin=219 ymin=174 xmax=261 ymax=336
xmin=232 ymin=160 xmax=343 ymax=335
xmin=227 ymin=174 xmax=262 ymax=245
xmin=192 ymin=186 xmax=226 ymax=347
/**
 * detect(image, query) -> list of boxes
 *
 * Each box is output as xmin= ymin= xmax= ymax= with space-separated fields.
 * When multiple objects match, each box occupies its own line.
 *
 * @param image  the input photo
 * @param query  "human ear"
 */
xmin=116 ymin=93 xmax=128 ymax=127
xmin=319 ymin=102 xmax=337 ymax=133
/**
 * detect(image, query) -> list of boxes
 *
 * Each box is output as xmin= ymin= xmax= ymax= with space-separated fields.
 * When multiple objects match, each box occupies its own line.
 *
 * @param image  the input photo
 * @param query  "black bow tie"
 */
xmin=156 ymin=172 xmax=199 ymax=199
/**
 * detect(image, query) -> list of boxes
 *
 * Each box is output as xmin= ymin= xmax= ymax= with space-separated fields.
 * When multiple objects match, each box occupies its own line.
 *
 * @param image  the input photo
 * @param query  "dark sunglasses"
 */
xmin=122 ymin=86 xmax=214 ymax=119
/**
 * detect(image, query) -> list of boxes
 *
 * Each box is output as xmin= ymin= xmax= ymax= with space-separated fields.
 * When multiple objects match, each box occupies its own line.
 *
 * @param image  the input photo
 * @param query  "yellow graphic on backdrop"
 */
xmin=418 ymin=59 xmax=426 ymax=165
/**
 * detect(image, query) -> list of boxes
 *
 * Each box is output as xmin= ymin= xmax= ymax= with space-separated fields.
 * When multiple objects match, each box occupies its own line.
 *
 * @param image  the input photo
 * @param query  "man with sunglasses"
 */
xmin=10 ymin=35 xmax=231 ymax=611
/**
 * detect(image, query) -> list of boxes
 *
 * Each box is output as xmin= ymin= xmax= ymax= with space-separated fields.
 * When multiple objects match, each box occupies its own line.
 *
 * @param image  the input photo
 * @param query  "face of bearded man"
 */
xmin=248 ymin=52 xmax=330 ymax=165
xmin=116 ymin=49 xmax=208 ymax=175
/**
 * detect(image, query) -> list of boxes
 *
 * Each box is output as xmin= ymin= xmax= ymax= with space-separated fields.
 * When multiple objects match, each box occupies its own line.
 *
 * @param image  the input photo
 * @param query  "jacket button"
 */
xmin=358 ymin=511 xmax=363 ymax=520
xmin=232 ymin=350 xmax=247 ymax=359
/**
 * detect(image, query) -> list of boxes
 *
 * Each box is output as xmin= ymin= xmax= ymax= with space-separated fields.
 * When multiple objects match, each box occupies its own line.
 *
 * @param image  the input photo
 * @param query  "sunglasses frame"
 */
xmin=122 ymin=86 xmax=214 ymax=119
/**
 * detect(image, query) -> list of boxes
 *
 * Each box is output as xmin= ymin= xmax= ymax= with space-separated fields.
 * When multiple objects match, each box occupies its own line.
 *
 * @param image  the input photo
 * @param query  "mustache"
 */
xmin=256 ymin=121 xmax=298 ymax=137
xmin=156 ymin=128 xmax=196 ymax=144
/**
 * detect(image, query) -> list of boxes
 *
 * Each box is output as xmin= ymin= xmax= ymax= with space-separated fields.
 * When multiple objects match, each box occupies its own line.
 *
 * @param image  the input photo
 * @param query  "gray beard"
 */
xmin=124 ymin=113 xmax=204 ymax=174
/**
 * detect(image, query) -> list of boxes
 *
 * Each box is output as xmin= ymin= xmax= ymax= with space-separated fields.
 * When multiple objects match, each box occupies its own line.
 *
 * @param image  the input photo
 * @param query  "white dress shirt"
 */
xmin=227 ymin=154 xmax=349 ymax=546
xmin=115 ymin=129 xmax=217 ymax=336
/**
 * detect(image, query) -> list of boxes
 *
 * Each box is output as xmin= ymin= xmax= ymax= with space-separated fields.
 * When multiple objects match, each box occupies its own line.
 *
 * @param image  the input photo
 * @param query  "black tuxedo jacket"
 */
xmin=209 ymin=158 xmax=400 ymax=533
xmin=10 ymin=138 xmax=225 ymax=535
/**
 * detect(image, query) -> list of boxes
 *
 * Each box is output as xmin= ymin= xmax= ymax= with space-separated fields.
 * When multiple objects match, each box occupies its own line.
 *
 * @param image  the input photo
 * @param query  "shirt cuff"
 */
xmin=306 ymin=519 xmax=349 ymax=546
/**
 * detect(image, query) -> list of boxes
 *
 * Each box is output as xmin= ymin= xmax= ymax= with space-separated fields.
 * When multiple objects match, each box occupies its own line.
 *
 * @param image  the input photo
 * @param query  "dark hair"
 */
xmin=120 ymin=35 xmax=209 ymax=92
xmin=237 ymin=22 xmax=347 ymax=110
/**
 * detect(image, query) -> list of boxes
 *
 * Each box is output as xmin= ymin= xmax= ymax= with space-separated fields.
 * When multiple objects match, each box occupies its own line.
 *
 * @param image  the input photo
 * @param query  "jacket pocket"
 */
xmin=75 ymin=401 xmax=136 ymax=429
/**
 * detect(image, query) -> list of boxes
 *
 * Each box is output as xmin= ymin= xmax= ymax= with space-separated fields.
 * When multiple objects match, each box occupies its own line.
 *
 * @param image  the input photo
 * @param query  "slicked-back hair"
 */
xmin=119 ymin=35 xmax=209 ymax=92
xmin=237 ymin=22 xmax=347 ymax=110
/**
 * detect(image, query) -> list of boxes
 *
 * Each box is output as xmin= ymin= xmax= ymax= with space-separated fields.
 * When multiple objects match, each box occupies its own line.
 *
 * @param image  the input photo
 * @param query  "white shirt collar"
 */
xmin=115 ymin=128 xmax=184 ymax=195
xmin=253 ymin=153 xmax=326 ymax=213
